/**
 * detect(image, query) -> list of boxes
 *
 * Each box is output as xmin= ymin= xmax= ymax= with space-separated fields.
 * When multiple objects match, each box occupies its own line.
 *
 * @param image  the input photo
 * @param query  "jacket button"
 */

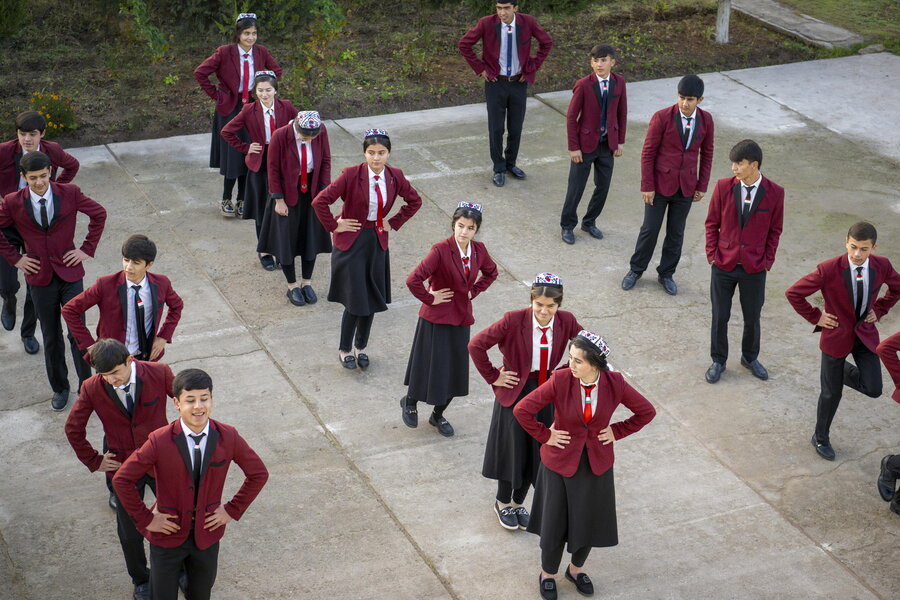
xmin=740 ymin=245 xmax=745 ymax=248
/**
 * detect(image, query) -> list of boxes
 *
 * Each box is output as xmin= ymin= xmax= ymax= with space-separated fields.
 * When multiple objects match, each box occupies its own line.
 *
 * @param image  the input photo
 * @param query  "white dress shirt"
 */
xmin=530 ymin=314 xmax=555 ymax=372
xmin=125 ymin=275 xmax=154 ymax=356
xmin=113 ymin=360 xmax=138 ymax=406
xmin=580 ymin=372 xmax=600 ymax=417
xmin=498 ymin=16 xmax=520 ymax=77
xmin=237 ymin=45 xmax=255 ymax=98
xmin=850 ymin=256 xmax=870 ymax=317
xmin=294 ymin=127 xmax=315 ymax=172
xmin=740 ymin=173 xmax=763 ymax=214
xmin=180 ymin=419 xmax=211 ymax=469
xmin=262 ymin=104 xmax=275 ymax=144
xmin=29 ymin=186 xmax=54 ymax=224
xmin=681 ymin=108 xmax=697 ymax=148
xmin=367 ymin=167 xmax=387 ymax=221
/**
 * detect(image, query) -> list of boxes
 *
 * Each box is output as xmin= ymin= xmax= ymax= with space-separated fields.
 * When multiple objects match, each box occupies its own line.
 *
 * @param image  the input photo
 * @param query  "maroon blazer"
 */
xmin=113 ymin=419 xmax=268 ymax=550
xmin=514 ymin=368 xmax=656 ymax=477
xmin=62 ymin=271 xmax=184 ymax=356
xmin=640 ymin=105 xmax=714 ymax=197
xmin=705 ymin=176 xmax=784 ymax=273
xmin=0 ymin=183 xmax=106 ymax=286
xmin=876 ymin=332 xmax=900 ymax=403
xmin=220 ymin=98 xmax=298 ymax=172
xmin=566 ymin=73 xmax=627 ymax=153
xmin=469 ymin=308 xmax=583 ymax=407
xmin=312 ymin=163 xmax=422 ymax=251
xmin=268 ymin=121 xmax=332 ymax=207
xmin=194 ymin=44 xmax=282 ymax=116
xmin=0 ymin=139 xmax=80 ymax=196
xmin=458 ymin=13 xmax=552 ymax=84
xmin=64 ymin=360 xmax=173 ymax=479
xmin=786 ymin=254 xmax=900 ymax=357
xmin=406 ymin=236 xmax=498 ymax=327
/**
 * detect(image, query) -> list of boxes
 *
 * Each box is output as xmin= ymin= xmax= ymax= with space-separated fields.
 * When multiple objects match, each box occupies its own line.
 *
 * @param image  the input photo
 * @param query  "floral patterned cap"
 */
xmin=254 ymin=70 xmax=277 ymax=79
xmin=237 ymin=12 xmax=257 ymax=22
xmin=457 ymin=201 xmax=483 ymax=214
xmin=577 ymin=330 xmax=610 ymax=357
xmin=296 ymin=111 xmax=321 ymax=130
xmin=364 ymin=128 xmax=389 ymax=138
xmin=533 ymin=272 xmax=562 ymax=288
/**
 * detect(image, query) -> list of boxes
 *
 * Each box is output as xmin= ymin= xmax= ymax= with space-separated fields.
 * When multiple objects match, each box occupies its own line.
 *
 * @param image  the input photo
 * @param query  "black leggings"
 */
xmin=339 ymin=310 xmax=374 ymax=352
xmin=405 ymin=398 xmax=451 ymax=418
xmin=223 ymin=175 xmax=246 ymax=201
xmin=281 ymin=258 xmax=316 ymax=285
xmin=541 ymin=543 xmax=591 ymax=575
xmin=496 ymin=480 xmax=529 ymax=505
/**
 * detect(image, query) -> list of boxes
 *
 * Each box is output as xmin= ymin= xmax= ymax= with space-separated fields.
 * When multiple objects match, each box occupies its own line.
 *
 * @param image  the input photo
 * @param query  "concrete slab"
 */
xmin=733 ymin=0 xmax=866 ymax=48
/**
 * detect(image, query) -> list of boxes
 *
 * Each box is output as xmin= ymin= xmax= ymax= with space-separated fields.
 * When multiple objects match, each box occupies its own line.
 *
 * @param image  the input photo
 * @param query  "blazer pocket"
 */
xmin=210 ymin=460 xmax=227 ymax=467
xmin=719 ymin=240 xmax=732 ymax=248
xmin=205 ymin=501 xmax=222 ymax=511
xmin=142 ymin=396 xmax=161 ymax=406
xmin=756 ymin=208 xmax=770 ymax=212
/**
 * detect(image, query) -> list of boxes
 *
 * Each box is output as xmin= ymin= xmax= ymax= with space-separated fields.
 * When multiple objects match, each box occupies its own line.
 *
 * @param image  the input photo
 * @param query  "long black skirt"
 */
xmin=210 ymin=103 xmax=248 ymax=179
xmin=482 ymin=378 xmax=554 ymax=489
xmin=256 ymin=184 xmax=332 ymax=265
xmin=403 ymin=318 xmax=470 ymax=406
xmin=242 ymin=157 xmax=268 ymax=223
xmin=527 ymin=450 xmax=618 ymax=552
xmin=327 ymin=228 xmax=390 ymax=315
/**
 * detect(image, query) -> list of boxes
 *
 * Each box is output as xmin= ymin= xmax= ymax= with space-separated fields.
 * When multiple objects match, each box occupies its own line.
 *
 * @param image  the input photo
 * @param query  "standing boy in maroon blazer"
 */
xmin=113 ymin=368 xmax=268 ymax=600
xmin=64 ymin=339 xmax=174 ymax=600
xmin=786 ymin=222 xmax=900 ymax=460
xmin=0 ymin=151 xmax=105 ymax=410
xmin=458 ymin=1 xmax=552 ymax=187
xmin=875 ymin=332 xmax=900 ymax=515
xmin=63 ymin=234 xmax=183 ymax=363
xmin=560 ymin=43 xmax=627 ymax=245
xmin=622 ymin=74 xmax=714 ymax=296
xmin=704 ymin=140 xmax=784 ymax=384
xmin=0 ymin=110 xmax=79 ymax=353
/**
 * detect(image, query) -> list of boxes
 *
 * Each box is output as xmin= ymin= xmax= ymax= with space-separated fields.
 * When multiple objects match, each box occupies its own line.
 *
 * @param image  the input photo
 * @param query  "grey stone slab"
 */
xmin=734 ymin=0 xmax=866 ymax=48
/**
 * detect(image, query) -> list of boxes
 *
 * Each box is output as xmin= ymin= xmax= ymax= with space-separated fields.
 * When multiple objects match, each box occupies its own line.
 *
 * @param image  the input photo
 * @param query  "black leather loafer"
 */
xmin=811 ymin=435 xmax=835 ymax=461
xmin=133 ymin=582 xmax=150 ymax=600
xmin=22 ymin=336 xmax=40 ymax=355
xmin=508 ymin=166 xmax=527 ymax=179
xmin=580 ymin=223 xmax=604 ymax=239
xmin=741 ymin=357 xmax=769 ymax=380
xmin=356 ymin=353 xmax=370 ymax=370
xmin=259 ymin=254 xmax=276 ymax=271
xmin=301 ymin=285 xmax=317 ymax=304
xmin=0 ymin=295 xmax=15 ymax=330
xmin=539 ymin=575 xmax=557 ymax=600
xmin=401 ymin=396 xmax=417 ymax=428
xmin=565 ymin=567 xmax=594 ymax=596
xmin=561 ymin=228 xmax=575 ymax=245
xmin=429 ymin=413 xmax=454 ymax=437
xmin=658 ymin=276 xmax=678 ymax=295
xmin=492 ymin=172 xmax=505 ymax=187
xmin=877 ymin=455 xmax=895 ymax=501
xmin=287 ymin=288 xmax=306 ymax=306
xmin=109 ymin=491 xmax=118 ymax=511
xmin=51 ymin=389 xmax=69 ymax=412
xmin=621 ymin=270 xmax=641 ymax=291
xmin=705 ymin=362 xmax=725 ymax=383
xmin=341 ymin=354 xmax=357 ymax=370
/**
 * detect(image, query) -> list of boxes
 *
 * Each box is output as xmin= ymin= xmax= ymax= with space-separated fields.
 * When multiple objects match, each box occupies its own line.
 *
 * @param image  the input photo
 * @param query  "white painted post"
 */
xmin=716 ymin=0 xmax=731 ymax=44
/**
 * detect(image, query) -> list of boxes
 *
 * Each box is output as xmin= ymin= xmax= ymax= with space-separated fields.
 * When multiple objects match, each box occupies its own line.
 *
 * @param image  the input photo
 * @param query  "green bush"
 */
xmin=426 ymin=0 xmax=594 ymax=15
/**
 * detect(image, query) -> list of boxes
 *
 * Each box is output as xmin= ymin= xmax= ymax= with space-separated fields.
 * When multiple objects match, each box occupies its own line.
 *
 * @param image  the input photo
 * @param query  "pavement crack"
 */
xmin=0 ymin=528 xmax=27 ymax=600
xmin=164 ymin=348 xmax=262 ymax=366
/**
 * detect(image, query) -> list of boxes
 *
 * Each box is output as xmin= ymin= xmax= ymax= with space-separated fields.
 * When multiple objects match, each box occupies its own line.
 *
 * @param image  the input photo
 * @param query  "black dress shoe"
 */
xmin=301 ymin=285 xmax=317 ymax=304
xmin=133 ymin=582 xmax=150 ymax=600
xmin=741 ymin=357 xmax=769 ymax=380
xmin=356 ymin=352 xmax=369 ymax=370
xmin=508 ymin=166 xmax=527 ymax=179
xmin=565 ymin=567 xmax=594 ymax=596
xmin=22 ymin=336 xmax=40 ymax=354
xmin=429 ymin=413 xmax=454 ymax=437
xmin=401 ymin=396 xmax=417 ymax=428
xmin=513 ymin=505 xmax=530 ymax=530
xmin=259 ymin=254 xmax=276 ymax=271
xmin=340 ymin=354 xmax=357 ymax=370
xmin=811 ymin=435 xmax=835 ymax=461
xmin=51 ymin=389 xmax=69 ymax=412
xmin=494 ymin=501 xmax=519 ymax=530
xmin=658 ymin=276 xmax=678 ymax=295
xmin=178 ymin=571 xmax=188 ymax=594
xmin=539 ymin=575 xmax=557 ymax=600
xmin=0 ymin=295 xmax=15 ymax=331
xmin=621 ymin=270 xmax=641 ymax=291
xmin=492 ymin=172 xmax=505 ymax=187
xmin=580 ymin=223 xmax=604 ymax=239
xmin=561 ymin=228 xmax=575 ymax=245
xmin=705 ymin=362 xmax=725 ymax=384
xmin=109 ymin=491 xmax=118 ymax=511
xmin=287 ymin=288 xmax=306 ymax=306
xmin=877 ymin=455 xmax=896 ymax=501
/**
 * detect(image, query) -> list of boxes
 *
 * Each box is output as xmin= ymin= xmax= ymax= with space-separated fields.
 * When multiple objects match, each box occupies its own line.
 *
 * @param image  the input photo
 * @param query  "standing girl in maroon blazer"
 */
xmin=401 ymin=203 xmax=498 ymax=437
xmin=259 ymin=111 xmax=332 ymax=306
xmin=221 ymin=71 xmax=298 ymax=271
xmin=312 ymin=129 xmax=422 ymax=370
xmin=468 ymin=273 xmax=583 ymax=530
xmin=194 ymin=13 xmax=281 ymax=218
xmin=514 ymin=331 xmax=655 ymax=600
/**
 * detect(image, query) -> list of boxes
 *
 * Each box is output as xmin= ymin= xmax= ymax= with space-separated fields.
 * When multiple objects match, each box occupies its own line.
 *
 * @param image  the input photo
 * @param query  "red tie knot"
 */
xmin=581 ymin=383 xmax=596 ymax=396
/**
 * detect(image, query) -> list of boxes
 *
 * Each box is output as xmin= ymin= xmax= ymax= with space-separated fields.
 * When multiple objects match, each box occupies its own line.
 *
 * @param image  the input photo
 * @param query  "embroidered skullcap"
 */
xmin=296 ymin=111 xmax=321 ymax=130
xmin=576 ymin=330 xmax=610 ymax=357
xmin=364 ymin=128 xmax=389 ymax=138
xmin=456 ymin=201 xmax=483 ymax=214
xmin=533 ymin=273 xmax=562 ymax=288
xmin=237 ymin=12 xmax=257 ymax=22
xmin=254 ymin=70 xmax=277 ymax=79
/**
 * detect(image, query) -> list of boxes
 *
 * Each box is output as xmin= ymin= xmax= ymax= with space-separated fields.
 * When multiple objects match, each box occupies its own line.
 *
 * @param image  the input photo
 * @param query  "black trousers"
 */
xmin=484 ymin=79 xmax=528 ymax=173
xmin=339 ymin=310 xmax=374 ymax=352
xmin=114 ymin=475 xmax=155 ymax=585
xmin=0 ymin=240 xmax=37 ymax=338
xmin=628 ymin=192 xmax=693 ymax=278
xmin=560 ymin=139 xmax=614 ymax=230
xmin=710 ymin=264 xmax=767 ymax=364
xmin=28 ymin=274 xmax=92 ymax=393
xmin=816 ymin=338 xmax=882 ymax=443
xmin=150 ymin=537 xmax=219 ymax=600
xmin=541 ymin=543 xmax=591 ymax=576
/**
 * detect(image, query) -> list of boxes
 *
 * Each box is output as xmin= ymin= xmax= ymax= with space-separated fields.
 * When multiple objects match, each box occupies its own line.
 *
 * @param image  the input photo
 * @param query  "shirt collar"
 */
xmin=532 ymin=313 xmax=555 ymax=331
xmin=457 ymin=241 xmax=471 ymax=259
xmin=596 ymin=74 xmax=610 ymax=85
xmin=368 ymin=166 xmax=385 ymax=180
xmin=237 ymin=44 xmax=252 ymax=57
xmin=501 ymin=15 xmax=516 ymax=29
xmin=741 ymin=174 xmax=762 ymax=189
xmin=180 ymin=418 xmax=210 ymax=440
xmin=580 ymin=371 xmax=601 ymax=389
xmin=849 ymin=256 xmax=870 ymax=271
xmin=118 ymin=360 xmax=137 ymax=390
xmin=681 ymin=108 xmax=697 ymax=120
xmin=126 ymin=274 xmax=148 ymax=289
xmin=29 ymin=186 xmax=52 ymax=203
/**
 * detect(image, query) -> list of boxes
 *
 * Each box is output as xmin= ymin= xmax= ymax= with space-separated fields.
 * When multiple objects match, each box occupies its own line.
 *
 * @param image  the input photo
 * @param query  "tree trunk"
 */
xmin=716 ymin=0 xmax=731 ymax=44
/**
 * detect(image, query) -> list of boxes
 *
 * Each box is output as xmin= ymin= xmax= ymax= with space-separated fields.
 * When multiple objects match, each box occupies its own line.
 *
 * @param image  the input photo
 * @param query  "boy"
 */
xmin=875 ymin=332 xmax=899 ymax=515
xmin=786 ymin=222 xmax=900 ymax=460
xmin=560 ymin=43 xmax=627 ymax=245
xmin=64 ymin=339 xmax=174 ymax=600
xmin=704 ymin=140 xmax=784 ymax=383
xmin=63 ymin=234 xmax=183 ymax=362
xmin=0 ymin=151 xmax=105 ymax=410
xmin=0 ymin=110 xmax=80 ymax=353
xmin=621 ymin=74 xmax=714 ymax=296
xmin=113 ymin=368 xmax=268 ymax=600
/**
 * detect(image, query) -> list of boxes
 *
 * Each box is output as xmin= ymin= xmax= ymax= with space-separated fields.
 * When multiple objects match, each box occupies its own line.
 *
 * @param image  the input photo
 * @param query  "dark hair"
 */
xmin=15 ymin=110 xmax=46 ymax=133
xmin=121 ymin=234 xmax=157 ymax=263
xmin=570 ymin=336 xmax=610 ymax=372
xmin=451 ymin=206 xmax=482 ymax=231
xmin=531 ymin=285 xmax=563 ymax=306
xmin=590 ymin=44 xmax=617 ymax=60
xmin=251 ymin=73 xmax=278 ymax=99
xmin=232 ymin=16 xmax=258 ymax=43
xmin=677 ymin=74 xmax=704 ymax=98
xmin=729 ymin=139 xmax=763 ymax=168
xmin=90 ymin=339 xmax=131 ymax=373
xmin=173 ymin=368 xmax=213 ymax=398
xmin=296 ymin=122 xmax=321 ymax=138
xmin=498 ymin=1 xmax=518 ymax=5
xmin=19 ymin=151 xmax=52 ymax=174
xmin=847 ymin=222 xmax=877 ymax=245
xmin=363 ymin=135 xmax=391 ymax=153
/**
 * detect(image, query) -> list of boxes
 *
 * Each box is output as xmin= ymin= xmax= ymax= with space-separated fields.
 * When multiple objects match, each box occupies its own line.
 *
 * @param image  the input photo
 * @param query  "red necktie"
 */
xmin=373 ymin=175 xmax=384 ymax=231
xmin=538 ymin=326 xmax=550 ymax=386
xmin=268 ymin=111 xmax=276 ymax=143
xmin=300 ymin=143 xmax=308 ymax=193
xmin=462 ymin=256 xmax=470 ymax=278
xmin=581 ymin=383 xmax=595 ymax=423
xmin=242 ymin=53 xmax=250 ymax=104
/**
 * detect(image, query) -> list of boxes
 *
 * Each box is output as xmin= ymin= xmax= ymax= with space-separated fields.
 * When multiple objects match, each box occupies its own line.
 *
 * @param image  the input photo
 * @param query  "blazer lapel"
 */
xmin=864 ymin=263 xmax=877 ymax=316
xmin=841 ymin=264 xmax=854 ymax=307
xmin=200 ymin=427 xmax=219 ymax=481
xmin=732 ymin=181 xmax=743 ymax=225
xmin=608 ymin=75 xmax=616 ymax=98
xmin=118 ymin=281 xmax=129 ymax=326
xmin=49 ymin=184 xmax=62 ymax=227
xmin=591 ymin=78 xmax=603 ymax=108
xmin=21 ymin=192 xmax=41 ymax=229
xmin=147 ymin=277 xmax=160 ymax=336
xmin=687 ymin=111 xmax=703 ymax=151
xmin=173 ymin=430 xmax=193 ymax=478
xmin=748 ymin=183 xmax=766 ymax=222
xmin=520 ymin=311 xmax=533 ymax=366
xmin=494 ymin=20 xmax=502 ymax=50
xmin=132 ymin=374 xmax=144 ymax=413
xmin=384 ymin=167 xmax=396 ymax=213
xmin=103 ymin=381 xmax=131 ymax=418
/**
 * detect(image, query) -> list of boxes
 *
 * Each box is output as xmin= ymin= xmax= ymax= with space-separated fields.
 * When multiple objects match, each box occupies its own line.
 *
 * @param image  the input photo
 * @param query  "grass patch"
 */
xmin=777 ymin=0 xmax=900 ymax=49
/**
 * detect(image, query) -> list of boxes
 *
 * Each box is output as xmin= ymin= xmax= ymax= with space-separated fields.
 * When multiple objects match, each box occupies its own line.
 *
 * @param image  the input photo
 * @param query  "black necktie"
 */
xmin=682 ymin=117 xmax=693 ymax=148
xmin=39 ymin=198 xmax=49 ymax=229
xmin=855 ymin=266 xmax=865 ymax=318
xmin=189 ymin=433 xmax=206 ymax=493
xmin=742 ymin=185 xmax=755 ymax=225
xmin=506 ymin=26 xmax=513 ymax=76
xmin=132 ymin=285 xmax=149 ymax=359
xmin=599 ymin=79 xmax=609 ymax=136
xmin=122 ymin=383 xmax=134 ymax=415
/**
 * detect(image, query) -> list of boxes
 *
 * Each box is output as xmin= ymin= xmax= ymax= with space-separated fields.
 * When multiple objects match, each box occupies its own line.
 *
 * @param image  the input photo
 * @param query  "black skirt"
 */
xmin=403 ymin=318 xmax=471 ymax=406
xmin=210 ymin=102 xmax=249 ymax=179
xmin=242 ymin=154 xmax=268 ymax=223
xmin=482 ymin=378 xmax=554 ymax=489
xmin=256 ymin=179 xmax=333 ymax=265
xmin=327 ymin=227 xmax=390 ymax=315
xmin=527 ymin=450 xmax=618 ymax=552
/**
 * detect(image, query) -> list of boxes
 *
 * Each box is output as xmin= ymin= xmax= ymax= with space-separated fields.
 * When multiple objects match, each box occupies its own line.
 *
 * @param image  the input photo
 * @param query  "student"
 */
xmin=0 ymin=110 xmax=80 ymax=354
xmin=221 ymin=71 xmax=299 ymax=269
xmin=64 ymin=339 xmax=174 ymax=600
xmin=621 ymin=74 xmax=714 ymax=296
xmin=458 ymin=1 xmax=552 ymax=187
xmin=875 ymin=332 xmax=899 ymax=515
xmin=560 ymin=44 xmax=627 ymax=245
xmin=469 ymin=273 xmax=583 ymax=530
xmin=704 ymin=140 xmax=784 ymax=384
xmin=259 ymin=111 xmax=332 ymax=306
xmin=113 ymin=368 xmax=268 ymax=600
xmin=0 ymin=151 xmax=105 ymax=411
xmin=194 ymin=13 xmax=282 ymax=218
xmin=62 ymin=234 xmax=183 ymax=362
xmin=514 ymin=332 xmax=655 ymax=600
xmin=312 ymin=129 xmax=422 ymax=369
xmin=786 ymin=222 xmax=900 ymax=461
xmin=401 ymin=202 xmax=498 ymax=437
